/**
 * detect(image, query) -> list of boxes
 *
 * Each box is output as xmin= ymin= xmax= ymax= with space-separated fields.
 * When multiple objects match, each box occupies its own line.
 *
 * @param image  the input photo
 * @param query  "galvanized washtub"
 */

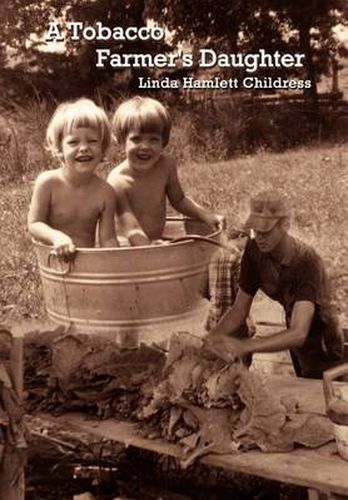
xmin=33 ymin=218 xmax=222 ymax=346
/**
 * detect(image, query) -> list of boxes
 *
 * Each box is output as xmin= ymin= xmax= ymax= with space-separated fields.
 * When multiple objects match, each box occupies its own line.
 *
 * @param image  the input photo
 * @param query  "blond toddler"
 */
xmin=28 ymin=98 xmax=118 ymax=258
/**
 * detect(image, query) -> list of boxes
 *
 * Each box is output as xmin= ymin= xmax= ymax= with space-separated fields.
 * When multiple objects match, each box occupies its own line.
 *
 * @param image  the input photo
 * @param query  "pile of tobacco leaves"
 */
xmin=24 ymin=325 xmax=165 ymax=421
xmin=23 ymin=327 xmax=335 ymax=469
xmin=138 ymin=333 xmax=334 ymax=467
xmin=0 ymin=325 xmax=332 ymax=498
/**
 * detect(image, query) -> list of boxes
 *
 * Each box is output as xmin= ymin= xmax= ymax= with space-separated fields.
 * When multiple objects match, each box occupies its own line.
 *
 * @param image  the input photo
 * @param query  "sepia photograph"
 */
xmin=0 ymin=1 xmax=348 ymax=498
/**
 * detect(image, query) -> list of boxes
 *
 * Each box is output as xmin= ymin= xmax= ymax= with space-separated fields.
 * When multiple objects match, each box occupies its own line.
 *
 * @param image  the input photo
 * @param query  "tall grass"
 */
xmin=0 ymin=96 xmax=52 ymax=182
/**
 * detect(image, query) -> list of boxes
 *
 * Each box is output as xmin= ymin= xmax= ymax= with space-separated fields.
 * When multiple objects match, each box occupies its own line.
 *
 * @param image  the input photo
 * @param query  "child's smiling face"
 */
xmin=125 ymin=129 xmax=164 ymax=172
xmin=60 ymin=126 xmax=103 ymax=175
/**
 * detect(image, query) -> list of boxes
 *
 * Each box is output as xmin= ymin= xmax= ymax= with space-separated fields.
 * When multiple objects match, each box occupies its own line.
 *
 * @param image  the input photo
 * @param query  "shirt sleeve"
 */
xmin=239 ymin=240 xmax=260 ymax=296
xmin=293 ymin=251 xmax=326 ymax=304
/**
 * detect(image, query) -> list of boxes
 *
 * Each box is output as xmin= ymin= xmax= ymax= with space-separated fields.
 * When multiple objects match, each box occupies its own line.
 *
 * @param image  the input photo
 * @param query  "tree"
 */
xmin=0 ymin=0 xmax=169 ymax=97
xmin=146 ymin=0 xmax=348 ymax=99
xmin=0 ymin=0 xmax=346 ymax=99
xmin=268 ymin=0 xmax=348 ymax=101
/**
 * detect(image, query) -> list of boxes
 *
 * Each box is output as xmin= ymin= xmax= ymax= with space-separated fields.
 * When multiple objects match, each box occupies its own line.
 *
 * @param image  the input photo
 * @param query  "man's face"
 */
xmin=253 ymin=221 xmax=286 ymax=253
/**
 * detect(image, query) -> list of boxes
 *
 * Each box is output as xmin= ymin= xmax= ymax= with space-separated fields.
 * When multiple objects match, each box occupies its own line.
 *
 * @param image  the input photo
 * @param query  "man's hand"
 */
xmin=204 ymin=334 xmax=248 ymax=362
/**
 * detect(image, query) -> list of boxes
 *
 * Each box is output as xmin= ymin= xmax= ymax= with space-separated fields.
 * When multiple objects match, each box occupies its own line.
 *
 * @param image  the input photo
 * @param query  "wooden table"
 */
xmin=36 ymin=375 xmax=348 ymax=498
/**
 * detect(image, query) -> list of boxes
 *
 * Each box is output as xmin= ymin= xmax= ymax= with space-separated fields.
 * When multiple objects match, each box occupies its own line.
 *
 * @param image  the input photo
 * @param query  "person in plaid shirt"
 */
xmin=205 ymin=228 xmax=255 ymax=366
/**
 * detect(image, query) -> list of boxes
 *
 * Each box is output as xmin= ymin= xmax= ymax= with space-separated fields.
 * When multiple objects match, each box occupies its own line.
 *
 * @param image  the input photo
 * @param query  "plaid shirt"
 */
xmin=205 ymin=246 xmax=242 ymax=332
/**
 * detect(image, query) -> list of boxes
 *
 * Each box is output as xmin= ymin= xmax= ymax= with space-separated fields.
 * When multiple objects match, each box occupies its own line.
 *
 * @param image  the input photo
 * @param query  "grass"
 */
xmin=0 ymin=183 xmax=43 ymax=318
xmin=0 ymin=97 xmax=347 ymax=325
xmin=178 ymin=144 xmax=348 ymax=320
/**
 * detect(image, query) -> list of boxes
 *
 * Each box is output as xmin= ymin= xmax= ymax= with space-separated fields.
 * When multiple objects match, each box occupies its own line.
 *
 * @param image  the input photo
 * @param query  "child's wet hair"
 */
xmin=112 ymin=96 xmax=171 ymax=146
xmin=46 ymin=98 xmax=111 ymax=158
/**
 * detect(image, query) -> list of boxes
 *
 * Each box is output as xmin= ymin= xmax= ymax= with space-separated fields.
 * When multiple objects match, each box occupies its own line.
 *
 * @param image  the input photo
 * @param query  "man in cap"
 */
xmin=205 ymin=190 xmax=344 ymax=378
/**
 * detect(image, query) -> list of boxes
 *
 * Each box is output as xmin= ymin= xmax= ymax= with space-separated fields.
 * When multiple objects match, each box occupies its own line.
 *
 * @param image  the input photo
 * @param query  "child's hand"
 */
xmin=151 ymin=239 xmax=169 ymax=246
xmin=216 ymin=214 xmax=226 ymax=230
xmin=52 ymin=233 xmax=76 ymax=260
xmin=204 ymin=213 xmax=226 ymax=231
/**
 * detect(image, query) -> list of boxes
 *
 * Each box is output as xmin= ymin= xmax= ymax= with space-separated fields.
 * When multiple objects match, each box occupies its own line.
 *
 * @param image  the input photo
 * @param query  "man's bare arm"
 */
xmin=209 ymin=300 xmax=314 ymax=361
xmin=204 ymin=289 xmax=253 ymax=361
xmin=209 ymin=289 xmax=254 ymax=337
xmin=244 ymin=300 xmax=314 ymax=354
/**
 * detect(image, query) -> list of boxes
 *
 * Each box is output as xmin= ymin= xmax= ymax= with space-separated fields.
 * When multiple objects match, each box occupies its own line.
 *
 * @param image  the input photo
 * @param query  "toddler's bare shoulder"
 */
xmin=161 ymin=152 xmax=176 ymax=167
xmin=34 ymin=168 xmax=61 ymax=187
xmin=107 ymin=161 xmax=128 ymax=182
xmin=96 ymin=177 xmax=117 ymax=197
xmin=107 ymin=169 xmax=132 ymax=193
xmin=157 ymin=153 xmax=177 ymax=178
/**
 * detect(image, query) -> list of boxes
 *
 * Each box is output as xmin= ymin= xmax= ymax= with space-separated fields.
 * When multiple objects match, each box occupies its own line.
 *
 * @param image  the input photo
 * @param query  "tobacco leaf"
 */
xmin=51 ymin=335 xmax=93 ymax=387
xmin=283 ymin=413 xmax=333 ymax=448
xmin=179 ymin=404 xmax=240 ymax=468
xmin=141 ymin=335 xmax=334 ymax=463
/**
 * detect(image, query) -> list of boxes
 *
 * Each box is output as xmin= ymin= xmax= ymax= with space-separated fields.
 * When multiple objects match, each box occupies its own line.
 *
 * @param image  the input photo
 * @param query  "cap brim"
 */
xmin=244 ymin=215 xmax=279 ymax=233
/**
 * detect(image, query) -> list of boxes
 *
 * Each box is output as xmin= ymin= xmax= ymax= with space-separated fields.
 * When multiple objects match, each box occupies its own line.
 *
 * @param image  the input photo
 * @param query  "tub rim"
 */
xmin=32 ymin=219 xmax=222 ymax=254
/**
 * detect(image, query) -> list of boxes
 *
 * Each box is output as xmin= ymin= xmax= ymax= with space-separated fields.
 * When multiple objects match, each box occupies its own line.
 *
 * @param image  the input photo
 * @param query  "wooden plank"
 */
xmin=42 ymin=413 xmax=348 ymax=497
xmin=10 ymin=337 xmax=23 ymax=401
xmin=0 ymin=326 xmax=25 ymax=500
xmin=36 ymin=375 xmax=348 ymax=497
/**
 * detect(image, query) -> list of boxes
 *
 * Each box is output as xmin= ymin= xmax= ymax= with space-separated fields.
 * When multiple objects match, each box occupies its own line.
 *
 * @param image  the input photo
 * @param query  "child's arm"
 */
xmin=28 ymin=173 xmax=76 ymax=258
xmin=107 ymin=172 xmax=150 ymax=246
xmin=98 ymin=185 xmax=118 ymax=247
xmin=166 ymin=160 xmax=225 ymax=230
xmin=174 ymin=196 xmax=225 ymax=229
xmin=115 ymin=190 xmax=151 ymax=246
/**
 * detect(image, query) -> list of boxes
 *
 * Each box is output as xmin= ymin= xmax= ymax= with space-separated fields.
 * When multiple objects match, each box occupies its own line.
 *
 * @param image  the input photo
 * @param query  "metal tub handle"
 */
xmin=47 ymin=250 xmax=74 ymax=275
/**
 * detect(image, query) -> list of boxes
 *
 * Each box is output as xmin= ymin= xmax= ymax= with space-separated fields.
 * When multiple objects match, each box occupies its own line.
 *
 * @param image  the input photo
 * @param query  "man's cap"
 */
xmin=244 ymin=190 xmax=289 ymax=233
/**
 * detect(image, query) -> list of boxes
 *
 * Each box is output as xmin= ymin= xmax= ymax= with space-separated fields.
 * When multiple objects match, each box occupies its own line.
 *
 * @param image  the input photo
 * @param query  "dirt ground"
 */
xmin=26 ymin=448 xmax=308 ymax=500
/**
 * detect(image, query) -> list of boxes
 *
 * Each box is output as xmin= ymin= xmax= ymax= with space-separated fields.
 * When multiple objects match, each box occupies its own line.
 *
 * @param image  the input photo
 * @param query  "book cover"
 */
xmin=0 ymin=2 xmax=347 ymax=498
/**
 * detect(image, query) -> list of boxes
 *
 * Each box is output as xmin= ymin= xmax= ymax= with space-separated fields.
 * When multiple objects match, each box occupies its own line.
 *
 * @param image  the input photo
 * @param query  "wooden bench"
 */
xmin=37 ymin=375 xmax=348 ymax=499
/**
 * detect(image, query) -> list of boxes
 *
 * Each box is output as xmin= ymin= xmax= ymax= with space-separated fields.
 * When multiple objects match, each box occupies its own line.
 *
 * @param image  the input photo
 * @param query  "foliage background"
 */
xmin=0 ymin=0 xmax=347 ymax=99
